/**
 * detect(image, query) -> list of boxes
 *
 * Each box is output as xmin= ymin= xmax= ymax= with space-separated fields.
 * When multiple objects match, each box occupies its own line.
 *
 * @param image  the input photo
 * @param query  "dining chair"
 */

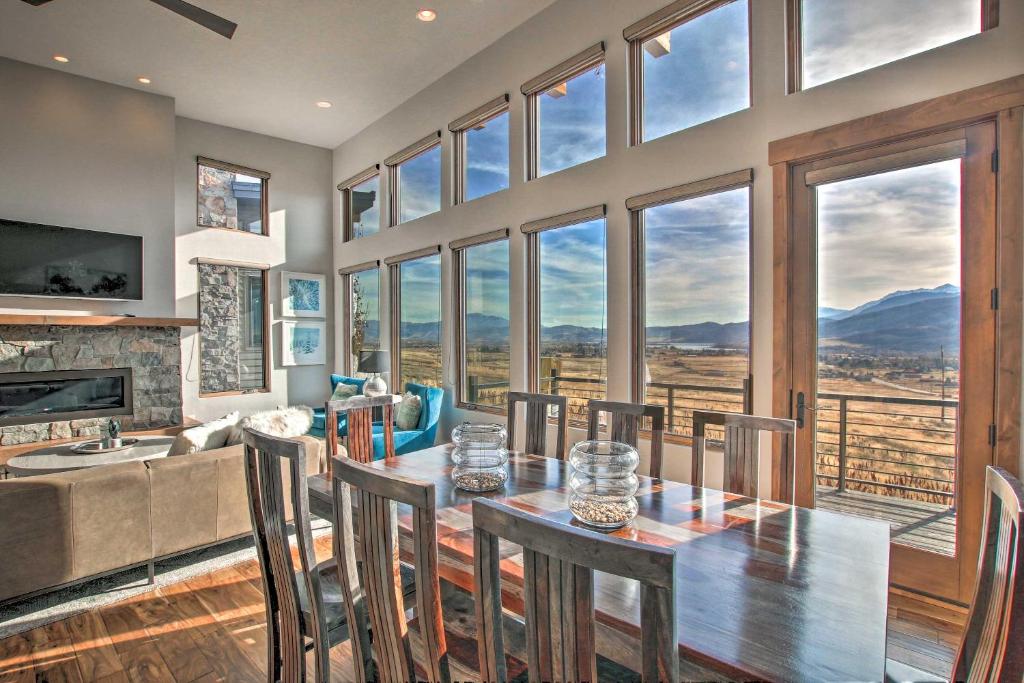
xmin=690 ymin=410 xmax=797 ymax=504
xmin=507 ymin=391 xmax=568 ymax=459
xmin=586 ymin=399 xmax=666 ymax=478
xmin=243 ymin=427 xmax=347 ymax=683
xmin=331 ymin=455 xmax=453 ymax=682
xmin=324 ymin=394 xmax=401 ymax=470
xmin=472 ymin=497 xmax=679 ymax=682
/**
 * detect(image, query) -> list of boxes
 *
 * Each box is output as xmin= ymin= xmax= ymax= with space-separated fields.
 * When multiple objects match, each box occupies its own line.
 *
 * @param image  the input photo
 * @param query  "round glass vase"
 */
xmin=568 ymin=440 xmax=640 ymax=529
xmin=450 ymin=422 xmax=509 ymax=493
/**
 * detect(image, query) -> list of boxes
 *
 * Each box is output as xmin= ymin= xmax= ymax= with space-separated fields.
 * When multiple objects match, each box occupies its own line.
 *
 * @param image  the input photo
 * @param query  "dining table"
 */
xmin=307 ymin=443 xmax=891 ymax=682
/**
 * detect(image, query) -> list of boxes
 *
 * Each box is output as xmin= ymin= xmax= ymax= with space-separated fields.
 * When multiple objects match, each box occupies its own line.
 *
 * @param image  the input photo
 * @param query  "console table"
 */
xmin=4 ymin=436 xmax=175 ymax=477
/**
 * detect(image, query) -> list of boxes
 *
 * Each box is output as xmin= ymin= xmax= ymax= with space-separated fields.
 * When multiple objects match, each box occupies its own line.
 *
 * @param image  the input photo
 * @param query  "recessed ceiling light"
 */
xmin=52 ymin=54 xmax=69 ymax=63
xmin=137 ymin=76 xmax=152 ymax=85
xmin=416 ymin=9 xmax=437 ymax=21
xmin=316 ymin=100 xmax=333 ymax=109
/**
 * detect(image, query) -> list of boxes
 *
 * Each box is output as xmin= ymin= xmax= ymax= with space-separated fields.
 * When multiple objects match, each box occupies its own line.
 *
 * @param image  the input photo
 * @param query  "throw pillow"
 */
xmin=395 ymin=392 xmax=422 ymax=431
xmin=330 ymin=383 xmax=359 ymax=401
xmin=168 ymin=412 xmax=240 ymax=456
xmin=230 ymin=405 xmax=315 ymax=443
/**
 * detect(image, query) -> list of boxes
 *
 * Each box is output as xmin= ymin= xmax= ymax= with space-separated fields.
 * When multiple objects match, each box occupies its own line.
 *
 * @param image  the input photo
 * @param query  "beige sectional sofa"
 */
xmin=0 ymin=436 xmax=323 ymax=605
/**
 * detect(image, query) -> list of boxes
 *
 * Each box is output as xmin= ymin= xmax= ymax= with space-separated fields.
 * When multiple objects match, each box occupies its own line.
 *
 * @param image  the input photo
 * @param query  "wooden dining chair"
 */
xmin=472 ymin=497 xmax=678 ymax=682
xmin=507 ymin=391 xmax=568 ymax=459
xmin=331 ymin=455 xmax=451 ymax=682
xmin=243 ymin=427 xmax=347 ymax=683
xmin=324 ymin=394 xmax=401 ymax=469
xmin=690 ymin=410 xmax=797 ymax=504
xmin=586 ymin=399 xmax=666 ymax=478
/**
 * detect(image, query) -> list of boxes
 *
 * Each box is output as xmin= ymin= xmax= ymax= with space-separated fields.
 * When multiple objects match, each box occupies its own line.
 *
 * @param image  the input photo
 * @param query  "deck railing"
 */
xmin=814 ymin=392 xmax=958 ymax=504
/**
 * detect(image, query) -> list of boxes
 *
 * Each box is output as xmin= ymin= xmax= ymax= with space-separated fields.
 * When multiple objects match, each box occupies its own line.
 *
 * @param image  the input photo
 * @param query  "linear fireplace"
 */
xmin=0 ymin=368 xmax=133 ymax=427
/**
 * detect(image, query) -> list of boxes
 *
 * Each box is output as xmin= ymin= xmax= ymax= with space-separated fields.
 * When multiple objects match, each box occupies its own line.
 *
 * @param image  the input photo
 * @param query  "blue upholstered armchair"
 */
xmin=310 ymin=374 xmax=366 ymax=439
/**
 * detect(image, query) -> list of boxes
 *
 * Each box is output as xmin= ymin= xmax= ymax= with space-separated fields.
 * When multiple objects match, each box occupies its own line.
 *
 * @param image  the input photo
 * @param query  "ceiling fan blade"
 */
xmin=147 ymin=0 xmax=237 ymax=39
xmin=20 ymin=1 xmax=56 ymax=6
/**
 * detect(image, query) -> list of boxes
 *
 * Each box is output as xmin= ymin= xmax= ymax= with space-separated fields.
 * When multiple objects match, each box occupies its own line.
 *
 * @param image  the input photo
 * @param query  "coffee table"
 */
xmin=5 ymin=435 xmax=176 ymax=477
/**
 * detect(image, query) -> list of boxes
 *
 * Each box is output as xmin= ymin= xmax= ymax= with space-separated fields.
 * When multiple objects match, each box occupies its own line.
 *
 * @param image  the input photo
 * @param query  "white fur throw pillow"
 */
xmin=227 ymin=405 xmax=315 ymax=444
xmin=168 ymin=412 xmax=240 ymax=456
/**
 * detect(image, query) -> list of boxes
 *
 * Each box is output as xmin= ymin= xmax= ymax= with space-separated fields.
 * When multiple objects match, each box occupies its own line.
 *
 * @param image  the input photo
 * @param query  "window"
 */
xmin=626 ymin=0 xmax=750 ymax=144
xmin=340 ymin=262 xmax=381 ymax=375
xmin=196 ymin=157 xmax=270 ymax=235
xmin=388 ymin=247 xmax=442 ymax=389
xmin=522 ymin=43 xmax=606 ymax=179
xmin=386 ymin=132 xmax=442 ymax=225
xmin=197 ymin=261 xmax=268 ymax=394
xmin=629 ymin=170 xmax=752 ymax=439
xmin=525 ymin=206 xmax=607 ymax=424
xmin=338 ymin=165 xmax=381 ymax=240
xmin=450 ymin=95 xmax=510 ymax=204
xmin=452 ymin=230 xmax=510 ymax=410
xmin=792 ymin=0 xmax=994 ymax=91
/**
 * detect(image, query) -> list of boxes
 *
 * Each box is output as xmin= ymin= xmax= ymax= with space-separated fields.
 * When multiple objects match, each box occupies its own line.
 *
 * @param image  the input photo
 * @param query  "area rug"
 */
xmin=0 ymin=517 xmax=332 ymax=640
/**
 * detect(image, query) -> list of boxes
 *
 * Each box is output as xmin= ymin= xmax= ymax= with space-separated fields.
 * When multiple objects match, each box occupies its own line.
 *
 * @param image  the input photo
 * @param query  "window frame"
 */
xmin=627 ymin=169 xmax=754 ymax=444
xmin=196 ymin=156 xmax=271 ymax=236
xmin=521 ymin=42 xmax=606 ymax=181
xmin=523 ymin=204 xmax=608 ymax=424
xmin=449 ymin=95 xmax=511 ymax=205
xmin=624 ymin=0 xmax=752 ymax=147
xmin=338 ymin=165 xmax=381 ymax=242
xmin=784 ymin=0 xmax=1000 ymax=94
xmin=451 ymin=228 xmax=511 ymax=414
xmin=385 ymin=245 xmax=443 ymax=388
xmin=385 ymin=131 xmax=443 ymax=227
xmin=339 ymin=260 xmax=382 ymax=375
xmin=195 ymin=257 xmax=271 ymax=397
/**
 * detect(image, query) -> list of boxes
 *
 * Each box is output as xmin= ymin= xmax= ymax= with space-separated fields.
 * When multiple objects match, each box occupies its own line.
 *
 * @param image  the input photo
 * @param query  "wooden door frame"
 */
xmin=771 ymin=76 xmax=1023 ymax=602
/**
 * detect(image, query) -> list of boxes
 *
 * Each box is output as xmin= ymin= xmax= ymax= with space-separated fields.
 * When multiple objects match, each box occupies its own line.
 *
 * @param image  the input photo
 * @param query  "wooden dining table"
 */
xmin=307 ymin=444 xmax=891 ymax=682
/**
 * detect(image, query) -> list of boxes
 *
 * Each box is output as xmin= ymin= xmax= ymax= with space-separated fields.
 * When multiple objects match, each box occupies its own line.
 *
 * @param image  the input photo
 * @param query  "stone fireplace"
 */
xmin=0 ymin=324 xmax=183 ymax=445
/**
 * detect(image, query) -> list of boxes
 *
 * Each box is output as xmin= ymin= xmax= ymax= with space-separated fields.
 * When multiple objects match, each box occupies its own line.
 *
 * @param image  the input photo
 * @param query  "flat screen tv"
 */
xmin=0 ymin=219 xmax=143 ymax=300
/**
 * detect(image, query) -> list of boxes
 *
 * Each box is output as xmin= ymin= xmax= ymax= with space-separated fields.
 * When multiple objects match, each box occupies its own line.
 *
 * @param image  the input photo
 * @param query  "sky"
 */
xmin=818 ymin=159 xmax=961 ymax=311
xmin=538 ymin=65 xmax=606 ymax=176
xmin=801 ymin=0 xmax=979 ymax=88
xmin=466 ymin=111 xmax=510 ymax=201
xmin=539 ymin=219 xmax=606 ymax=330
xmin=465 ymin=239 xmax=510 ymax=322
xmin=400 ymin=254 xmax=442 ymax=325
xmin=399 ymin=145 xmax=442 ymax=224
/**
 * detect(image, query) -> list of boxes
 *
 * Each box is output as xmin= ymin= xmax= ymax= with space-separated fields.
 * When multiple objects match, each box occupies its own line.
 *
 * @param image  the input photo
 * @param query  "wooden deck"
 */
xmin=816 ymin=486 xmax=957 ymax=556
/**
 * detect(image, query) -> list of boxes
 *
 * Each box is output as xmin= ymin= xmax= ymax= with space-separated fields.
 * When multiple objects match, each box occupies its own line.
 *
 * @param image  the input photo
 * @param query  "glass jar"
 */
xmin=568 ymin=440 xmax=640 ymax=528
xmin=450 ymin=422 xmax=509 ymax=492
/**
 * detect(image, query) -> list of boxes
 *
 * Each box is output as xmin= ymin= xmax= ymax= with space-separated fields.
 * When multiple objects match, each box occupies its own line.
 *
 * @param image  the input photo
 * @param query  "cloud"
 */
xmin=399 ymin=146 xmax=442 ymax=223
xmin=538 ymin=66 xmax=606 ymax=175
xmin=466 ymin=111 xmax=510 ymax=200
xmin=465 ymin=240 xmax=510 ymax=322
xmin=400 ymin=255 xmax=442 ymax=323
xmin=539 ymin=219 xmax=607 ymax=328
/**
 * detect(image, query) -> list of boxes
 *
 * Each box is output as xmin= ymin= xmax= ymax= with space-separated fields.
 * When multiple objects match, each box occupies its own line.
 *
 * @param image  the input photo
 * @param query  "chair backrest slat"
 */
xmin=473 ymin=498 xmax=677 ymax=682
xmin=691 ymin=410 xmax=796 ymax=503
xmin=332 ymin=456 xmax=450 ymax=683
xmin=507 ymin=391 xmax=568 ymax=459
xmin=951 ymin=466 xmax=1024 ymax=682
xmin=243 ymin=428 xmax=329 ymax=682
xmin=325 ymin=394 xmax=401 ymax=469
xmin=586 ymin=400 xmax=666 ymax=478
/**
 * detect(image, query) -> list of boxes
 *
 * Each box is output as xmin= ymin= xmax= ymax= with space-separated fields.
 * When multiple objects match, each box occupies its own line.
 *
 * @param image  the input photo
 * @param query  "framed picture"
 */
xmin=281 ymin=271 xmax=326 ymax=318
xmin=282 ymin=321 xmax=326 ymax=366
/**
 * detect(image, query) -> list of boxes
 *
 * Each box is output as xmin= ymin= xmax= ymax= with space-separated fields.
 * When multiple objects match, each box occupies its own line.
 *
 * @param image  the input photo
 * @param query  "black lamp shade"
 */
xmin=357 ymin=350 xmax=390 ymax=374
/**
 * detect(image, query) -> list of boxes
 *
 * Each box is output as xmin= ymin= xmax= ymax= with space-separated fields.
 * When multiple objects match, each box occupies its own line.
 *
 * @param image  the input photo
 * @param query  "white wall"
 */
xmin=331 ymin=0 xmax=1024 ymax=484
xmin=0 ymin=57 xmax=176 ymax=316
xmin=174 ymin=117 xmax=334 ymax=422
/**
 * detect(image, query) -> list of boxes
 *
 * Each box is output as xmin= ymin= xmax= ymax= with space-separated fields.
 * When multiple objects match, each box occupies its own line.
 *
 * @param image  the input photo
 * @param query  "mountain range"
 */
xmin=359 ymin=284 xmax=961 ymax=353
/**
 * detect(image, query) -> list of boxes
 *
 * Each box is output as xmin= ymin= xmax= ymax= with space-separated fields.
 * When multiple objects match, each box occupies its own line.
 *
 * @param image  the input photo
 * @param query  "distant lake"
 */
xmin=647 ymin=342 xmax=745 ymax=352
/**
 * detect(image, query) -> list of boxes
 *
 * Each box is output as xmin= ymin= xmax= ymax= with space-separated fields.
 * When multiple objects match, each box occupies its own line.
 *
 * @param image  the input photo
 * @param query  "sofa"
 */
xmin=0 ymin=436 xmax=323 ymax=605
xmin=309 ymin=378 xmax=444 ymax=458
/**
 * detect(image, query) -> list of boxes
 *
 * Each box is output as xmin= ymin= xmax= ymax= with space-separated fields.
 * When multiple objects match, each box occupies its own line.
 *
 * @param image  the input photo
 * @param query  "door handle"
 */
xmin=795 ymin=392 xmax=815 ymax=428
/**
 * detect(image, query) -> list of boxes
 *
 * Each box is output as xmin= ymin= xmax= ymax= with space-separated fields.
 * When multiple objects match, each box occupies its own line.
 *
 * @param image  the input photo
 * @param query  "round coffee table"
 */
xmin=5 ymin=436 xmax=176 ymax=477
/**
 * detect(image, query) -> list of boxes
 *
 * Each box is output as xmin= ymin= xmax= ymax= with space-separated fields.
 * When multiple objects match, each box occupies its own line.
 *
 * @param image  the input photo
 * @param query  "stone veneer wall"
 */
xmin=198 ymin=263 xmax=241 ymax=394
xmin=0 ymin=325 xmax=183 ymax=445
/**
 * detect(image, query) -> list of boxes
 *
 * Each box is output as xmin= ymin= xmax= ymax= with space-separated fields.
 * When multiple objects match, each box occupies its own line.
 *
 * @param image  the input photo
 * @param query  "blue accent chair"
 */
xmin=370 ymin=382 xmax=444 ymax=459
xmin=309 ymin=374 xmax=366 ymax=439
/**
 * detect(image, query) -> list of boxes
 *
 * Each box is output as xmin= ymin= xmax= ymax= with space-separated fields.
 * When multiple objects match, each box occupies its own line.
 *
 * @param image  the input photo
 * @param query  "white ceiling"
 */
xmin=0 ymin=0 xmax=557 ymax=148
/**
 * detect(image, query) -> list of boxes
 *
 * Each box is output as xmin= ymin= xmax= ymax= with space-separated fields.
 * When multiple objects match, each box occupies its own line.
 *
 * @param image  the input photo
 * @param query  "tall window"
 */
xmin=450 ymin=95 xmax=510 ymax=204
xmin=626 ymin=0 xmax=750 ymax=144
xmin=387 ymin=132 xmax=442 ymax=225
xmin=453 ymin=231 xmax=510 ymax=410
xmin=339 ymin=165 xmax=381 ymax=241
xmin=525 ymin=207 xmax=607 ymax=424
xmin=342 ymin=263 xmax=380 ymax=375
xmin=389 ymin=248 xmax=442 ymax=389
xmin=196 ymin=157 xmax=269 ymax=235
xmin=523 ymin=43 xmax=606 ymax=179
xmin=793 ymin=0 xmax=993 ymax=90
xmin=197 ymin=261 xmax=268 ymax=394
xmin=629 ymin=171 xmax=752 ymax=439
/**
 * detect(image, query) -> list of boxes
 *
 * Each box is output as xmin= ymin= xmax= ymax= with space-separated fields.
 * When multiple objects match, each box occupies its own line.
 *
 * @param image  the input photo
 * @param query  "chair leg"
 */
xmin=146 ymin=561 xmax=155 ymax=584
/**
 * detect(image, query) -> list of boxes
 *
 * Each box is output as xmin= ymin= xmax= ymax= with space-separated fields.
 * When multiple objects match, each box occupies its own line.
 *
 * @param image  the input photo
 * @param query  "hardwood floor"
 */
xmin=0 ymin=535 xmax=965 ymax=682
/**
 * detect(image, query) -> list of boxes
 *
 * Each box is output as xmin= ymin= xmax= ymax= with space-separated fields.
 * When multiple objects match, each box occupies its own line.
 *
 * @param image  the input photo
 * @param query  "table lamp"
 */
xmin=358 ymin=350 xmax=391 ymax=397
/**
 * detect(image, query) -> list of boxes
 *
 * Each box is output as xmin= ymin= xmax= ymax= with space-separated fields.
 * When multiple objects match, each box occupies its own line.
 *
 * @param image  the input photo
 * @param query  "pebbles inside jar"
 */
xmin=568 ymin=440 xmax=640 ymax=529
xmin=450 ymin=422 xmax=509 ymax=493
